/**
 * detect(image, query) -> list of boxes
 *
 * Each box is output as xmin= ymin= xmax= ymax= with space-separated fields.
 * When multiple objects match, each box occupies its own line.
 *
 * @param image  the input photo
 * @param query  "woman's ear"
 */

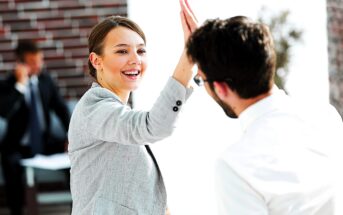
xmin=213 ymin=81 xmax=230 ymax=100
xmin=89 ymin=52 xmax=102 ymax=71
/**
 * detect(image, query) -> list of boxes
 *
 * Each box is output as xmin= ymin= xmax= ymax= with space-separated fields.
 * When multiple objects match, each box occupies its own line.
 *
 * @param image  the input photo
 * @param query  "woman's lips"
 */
xmin=121 ymin=70 xmax=141 ymax=80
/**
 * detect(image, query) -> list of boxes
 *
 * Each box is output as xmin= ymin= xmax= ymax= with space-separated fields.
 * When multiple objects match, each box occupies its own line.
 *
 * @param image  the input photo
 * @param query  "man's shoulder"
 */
xmin=38 ymin=70 xmax=54 ymax=81
xmin=0 ymin=75 xmax=16 ymax=91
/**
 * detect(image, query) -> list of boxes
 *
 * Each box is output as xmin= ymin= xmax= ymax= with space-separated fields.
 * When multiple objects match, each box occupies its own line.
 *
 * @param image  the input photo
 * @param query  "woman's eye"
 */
xmin=138 ymin=49 xmax=146 ymax=55
xmin=116 ymin=50 xmax=128 ymax=54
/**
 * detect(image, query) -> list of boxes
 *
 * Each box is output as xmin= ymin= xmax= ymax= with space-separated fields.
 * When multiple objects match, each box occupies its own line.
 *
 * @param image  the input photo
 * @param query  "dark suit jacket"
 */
xmin=0 ymin=71 xmax=70 ymax=154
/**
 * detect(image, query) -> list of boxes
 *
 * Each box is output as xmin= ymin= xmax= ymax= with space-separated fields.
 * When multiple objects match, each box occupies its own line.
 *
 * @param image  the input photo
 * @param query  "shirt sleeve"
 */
xmin=15 ymin=82 xmax=27 ymax=94
xmin=215 ymin=158 xmax=268 ymax=215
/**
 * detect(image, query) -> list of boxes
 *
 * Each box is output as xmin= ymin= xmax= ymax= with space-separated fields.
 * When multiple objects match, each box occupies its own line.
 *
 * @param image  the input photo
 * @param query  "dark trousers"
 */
xmin=1 ymin=146 xmax=33 ymax=215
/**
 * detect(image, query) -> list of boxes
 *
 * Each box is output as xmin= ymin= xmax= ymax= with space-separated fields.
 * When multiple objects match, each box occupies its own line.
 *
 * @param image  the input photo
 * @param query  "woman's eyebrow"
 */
xmin=113 ymin=43 xmax=145 ymax=48
xmin=114 ymin=44 xmax=129 ymax=48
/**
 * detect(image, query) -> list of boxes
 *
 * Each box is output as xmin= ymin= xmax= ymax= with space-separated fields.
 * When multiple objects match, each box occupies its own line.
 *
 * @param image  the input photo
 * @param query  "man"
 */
xmin=0 ymin=40 xmax=70 ymax=215
xmin=186 ymin=16 xmax=343 ymax=214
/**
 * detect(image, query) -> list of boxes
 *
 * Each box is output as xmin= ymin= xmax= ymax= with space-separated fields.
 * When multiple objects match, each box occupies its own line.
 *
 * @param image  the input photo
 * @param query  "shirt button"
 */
xmin=173 ymin=106 xmax=179 ymax=112
xmin=176 ymin=100 xmax=182 ymax=106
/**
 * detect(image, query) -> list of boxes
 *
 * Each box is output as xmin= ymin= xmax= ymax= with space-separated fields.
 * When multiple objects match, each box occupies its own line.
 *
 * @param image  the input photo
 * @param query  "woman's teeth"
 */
xmin=123 ymin=71 xmax=140 ymax=76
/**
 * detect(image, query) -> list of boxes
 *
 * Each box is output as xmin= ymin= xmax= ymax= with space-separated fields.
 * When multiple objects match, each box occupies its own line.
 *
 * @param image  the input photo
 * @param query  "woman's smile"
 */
xmin=121 ymin=69 xmax=141 ymax=81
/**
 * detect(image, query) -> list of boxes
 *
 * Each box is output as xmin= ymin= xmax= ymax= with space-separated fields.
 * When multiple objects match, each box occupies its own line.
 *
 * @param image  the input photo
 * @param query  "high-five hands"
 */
xmin=173 ymin=0 xmax=198 ymax=88
xmin=179 ymin=0 xmax=198 ymax=43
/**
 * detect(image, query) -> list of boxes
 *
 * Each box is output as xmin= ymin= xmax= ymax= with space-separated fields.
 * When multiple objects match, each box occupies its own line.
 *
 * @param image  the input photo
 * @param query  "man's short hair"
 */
xmin=15 ymin=40 xmax=41 ymax=62
xmin=186 ymin=16 xmax=276 ymax=99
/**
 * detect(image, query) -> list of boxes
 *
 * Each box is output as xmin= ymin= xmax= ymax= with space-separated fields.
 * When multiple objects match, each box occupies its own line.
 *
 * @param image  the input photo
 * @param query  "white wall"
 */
xmin=128 ymin=0 xmax=328 ymax=214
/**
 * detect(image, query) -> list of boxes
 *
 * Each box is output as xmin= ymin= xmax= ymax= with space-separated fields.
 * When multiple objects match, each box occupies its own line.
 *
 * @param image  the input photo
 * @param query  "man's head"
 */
xmin=186 ymin=16 xmax=276 ymax=117
xmin=15 ymin=40 xmax=44 ymax=76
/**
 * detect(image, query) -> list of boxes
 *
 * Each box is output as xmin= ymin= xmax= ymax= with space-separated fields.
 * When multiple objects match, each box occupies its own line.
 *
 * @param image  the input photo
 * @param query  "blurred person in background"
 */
xmin=0 ymin=40 xmax=70 ymax=215
xmin=186 ymin=15 xmax=343 ymax=215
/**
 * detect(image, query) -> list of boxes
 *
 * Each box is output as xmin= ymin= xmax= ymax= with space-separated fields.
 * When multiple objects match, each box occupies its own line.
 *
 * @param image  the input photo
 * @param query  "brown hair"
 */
xmin=15 ymin=40 xmax=41 ymax=62
xmin=187 ymin=16 xmax=276 ymax=98
xmin=88 ymin=16 xmax=146 ymax=79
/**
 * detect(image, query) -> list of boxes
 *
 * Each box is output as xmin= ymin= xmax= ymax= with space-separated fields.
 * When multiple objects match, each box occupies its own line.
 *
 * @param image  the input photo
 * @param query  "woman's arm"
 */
xmin=172 ymin=0 xmax=198 ymax=88
xmin=76 ymin=78 xmax=192 ymax=146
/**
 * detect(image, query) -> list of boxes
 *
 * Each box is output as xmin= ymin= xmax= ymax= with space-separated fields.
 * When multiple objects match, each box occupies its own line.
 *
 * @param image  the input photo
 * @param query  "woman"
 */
xmin=68 ymin=1 xmax=197 ymax=214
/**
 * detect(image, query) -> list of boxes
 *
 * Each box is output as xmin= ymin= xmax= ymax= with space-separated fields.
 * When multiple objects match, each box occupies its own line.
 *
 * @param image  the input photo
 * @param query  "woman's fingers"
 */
xmin=180 ymin=10 xmax=191 ymax=42
xmin=179 ymin=0 xmax=198 ymax=33
xmin=184 ymin=0 xmax=198 ymax=22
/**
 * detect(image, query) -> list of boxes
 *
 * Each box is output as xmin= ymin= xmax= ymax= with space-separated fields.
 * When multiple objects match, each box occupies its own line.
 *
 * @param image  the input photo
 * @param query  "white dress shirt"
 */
xmin=215 ymin=88 xmax=343 ymax=215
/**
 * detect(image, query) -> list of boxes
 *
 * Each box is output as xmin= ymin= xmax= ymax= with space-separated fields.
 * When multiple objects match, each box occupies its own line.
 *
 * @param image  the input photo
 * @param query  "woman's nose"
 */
xmin=129 ymin=52 xmax=142 ymax=65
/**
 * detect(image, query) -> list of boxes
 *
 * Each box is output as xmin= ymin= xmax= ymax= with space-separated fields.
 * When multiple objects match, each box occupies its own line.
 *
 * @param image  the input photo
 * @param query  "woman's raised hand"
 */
xmin=179 ymin=0 xmax=198 ymax=43
xmin=172 ymin=0 xmax=198 ymax=87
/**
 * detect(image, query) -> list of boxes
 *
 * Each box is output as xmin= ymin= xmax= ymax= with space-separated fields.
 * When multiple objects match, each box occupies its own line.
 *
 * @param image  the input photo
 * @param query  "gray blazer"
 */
xmin=68 ymin=78 xmax=192 ymax=215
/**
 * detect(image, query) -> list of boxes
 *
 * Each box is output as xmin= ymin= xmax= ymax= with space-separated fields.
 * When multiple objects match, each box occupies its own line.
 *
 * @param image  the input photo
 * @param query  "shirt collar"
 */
xmin=239 ymin=86 xmax=288 ymax=132
xmin=29 ymin=75 xmax=39 ymax=85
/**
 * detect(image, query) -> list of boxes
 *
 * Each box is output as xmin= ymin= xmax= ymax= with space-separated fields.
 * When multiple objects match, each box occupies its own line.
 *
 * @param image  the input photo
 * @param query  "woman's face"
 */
xmin=98 ymin=26 xmax=147 ymax=93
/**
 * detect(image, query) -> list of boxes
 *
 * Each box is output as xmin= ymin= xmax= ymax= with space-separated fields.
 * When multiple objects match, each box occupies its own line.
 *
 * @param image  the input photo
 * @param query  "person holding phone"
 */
xmin=0 ymin=40 xmax=70 ymax=215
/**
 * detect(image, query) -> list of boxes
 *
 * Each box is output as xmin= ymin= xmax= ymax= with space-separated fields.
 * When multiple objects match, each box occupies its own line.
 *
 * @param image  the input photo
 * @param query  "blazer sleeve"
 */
xmin=70 ymin=77 xmax=192 ymax=147
xmin=0 ymin=78 xmax=25 ymax=118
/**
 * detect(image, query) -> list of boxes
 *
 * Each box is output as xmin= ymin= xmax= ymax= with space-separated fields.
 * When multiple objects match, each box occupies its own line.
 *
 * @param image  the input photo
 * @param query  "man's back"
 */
xmin=215 ymin=89 xmax=342 ymax=215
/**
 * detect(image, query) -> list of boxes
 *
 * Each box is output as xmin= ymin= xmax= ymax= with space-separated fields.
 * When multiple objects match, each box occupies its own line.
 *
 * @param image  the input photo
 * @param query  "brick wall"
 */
xmin=0 ymin=0 xmax=127 ymax=99
xmin=327 ymin=0 xmax=343 ymax=118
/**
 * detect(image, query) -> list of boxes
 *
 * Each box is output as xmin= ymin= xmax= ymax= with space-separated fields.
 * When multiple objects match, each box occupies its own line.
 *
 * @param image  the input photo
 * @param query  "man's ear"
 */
xmin=213 ymin=81 xmax=230 ymax=100
xmin=89 ymin=52 xmax=102 ymax=70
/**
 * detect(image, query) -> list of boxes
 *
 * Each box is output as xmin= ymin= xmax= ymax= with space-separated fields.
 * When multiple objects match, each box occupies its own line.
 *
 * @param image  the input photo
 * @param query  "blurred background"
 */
xmin=0 ymin=0 xmax=342 ymax=214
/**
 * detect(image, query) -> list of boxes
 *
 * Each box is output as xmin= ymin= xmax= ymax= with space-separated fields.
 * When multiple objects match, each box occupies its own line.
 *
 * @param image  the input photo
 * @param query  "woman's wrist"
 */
xmin=172 ymin=50 xmax=194 ymax=88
